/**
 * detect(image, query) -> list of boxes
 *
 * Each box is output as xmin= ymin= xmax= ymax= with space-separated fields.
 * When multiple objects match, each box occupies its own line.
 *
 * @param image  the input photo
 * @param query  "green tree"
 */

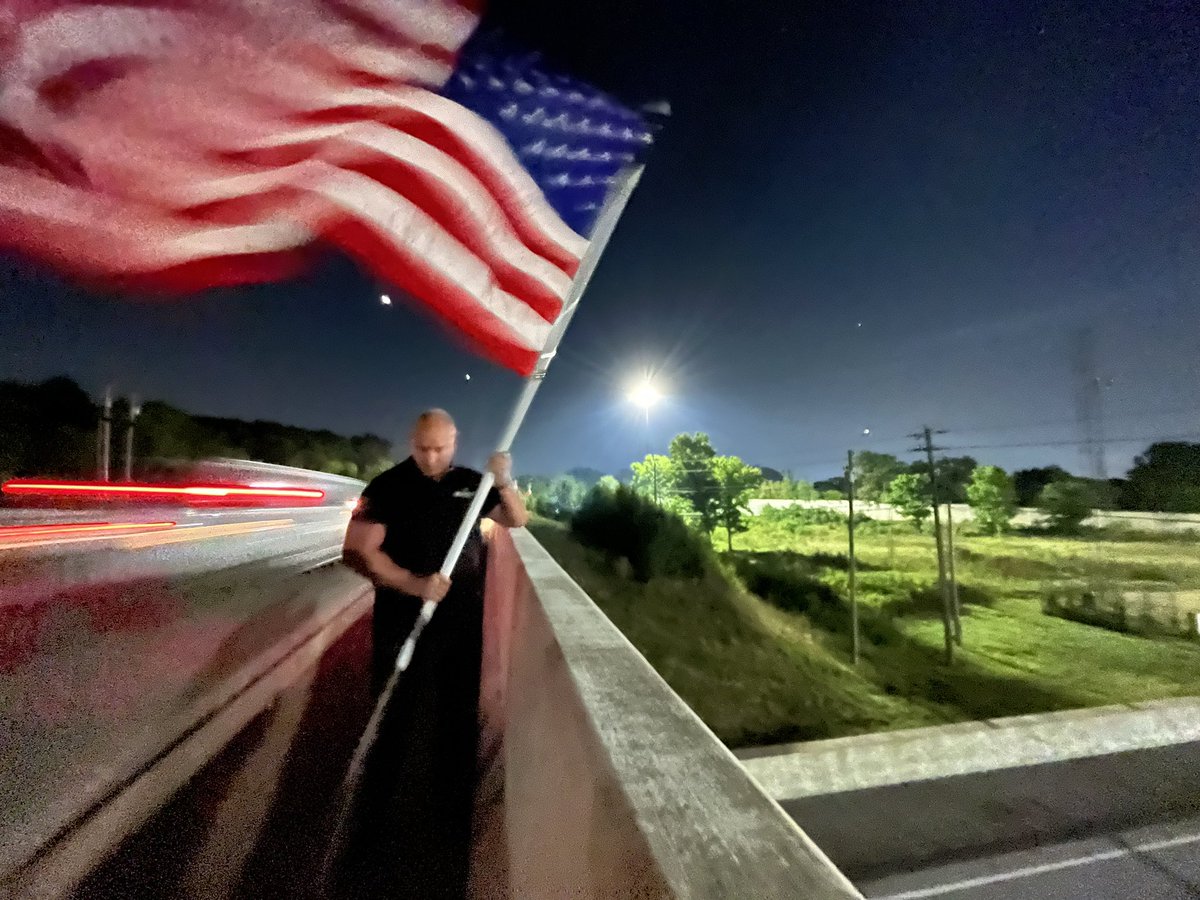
xmin=0 ymin=377 xmax=96 ymax=478
xmin=566 ymin=467 xmax=606 ymax=488
xmin=884 ymin=472 xmax=932 ymax=531
xmin=668 ymin=433 xmax=721 ymax=532
xmin=361 ymin=457 xmax=396 ymax=480
xmin=853 ymin=452 xmax=908 ymax=502
xmin=142 ymin=408 xmax=181 ymax=461
xmin=525 ymin=474 xmax=587 ymax=519
xmin=966 ymin=465 xmax=1016 ymax=534
xmin=1123 ymin=443 xmax=1200 ymax=513
xmin=630 ymin=454 xmax=675 ymax=503
xmin=1038 ymin=479 xmax=1095 ymax=532
xmin=814 ymin=474 xmax=849 ymax=495
xmin=570 ymin=484 xmax=708 ymax=582
xmin=911 ymin=456 xmax=978 ymax=503
xmin=1013 ymin=465 xmax=1070 ymax=507
xmin=711 ymin=456 xmax=763 ymax=551
xmin=549 ymin=474 xmax=588 ymax=513
xmin=596 ymin=475 xmax=620 ymax=492
xmin=350 ymin=434 xmax=393 ymax=477
xmin=321 ymin=459 xmax=360 ymax=478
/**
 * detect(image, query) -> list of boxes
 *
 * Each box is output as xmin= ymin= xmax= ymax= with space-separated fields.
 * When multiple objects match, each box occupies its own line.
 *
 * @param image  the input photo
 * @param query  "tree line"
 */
xmin=527 ymin=433 xmax=762 ymax=551
xmin=527 ymin=440 xmax=1200 ymax=542
xmin=0 ymin=377 xmax=396 ymax=482
xmin=831 ymin=448 xmax=1200 ymax=524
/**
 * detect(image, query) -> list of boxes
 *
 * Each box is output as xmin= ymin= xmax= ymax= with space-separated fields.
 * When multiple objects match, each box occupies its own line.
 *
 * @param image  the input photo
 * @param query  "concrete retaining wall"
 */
xmin=473 ymin=528 xmax=860 ymax=899
xmin=748 ymin=499 xmax=1200 ymax=533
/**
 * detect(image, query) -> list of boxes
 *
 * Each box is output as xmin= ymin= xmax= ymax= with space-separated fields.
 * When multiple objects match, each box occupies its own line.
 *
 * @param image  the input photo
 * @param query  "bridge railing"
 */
xmin=472 ymin=528 xmax=862 ymax=899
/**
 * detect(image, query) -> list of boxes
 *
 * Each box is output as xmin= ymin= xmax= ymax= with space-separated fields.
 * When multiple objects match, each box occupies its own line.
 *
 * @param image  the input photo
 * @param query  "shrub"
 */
xmin=758 ymin=505 xmax=847 ymax=531
xmin=884 ymin=473 xmax=932 ymax=531
xmin=728 ymin=552 xmax=904 ymax=647
xmin=570 ymin=484 xmax=709 ymax=582
xmin=966 ymin=466 xmax=1016 ymax=534
xmin=1038 ymin=479 xmax=1096 ymax=532
xmin=1041 ymin=586 xmax=1189 ymax=638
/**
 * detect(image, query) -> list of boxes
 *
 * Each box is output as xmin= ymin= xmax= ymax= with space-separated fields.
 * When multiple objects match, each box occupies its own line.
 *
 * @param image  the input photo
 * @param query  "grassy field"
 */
xmin=530 ymin=513 xmax=1200 ymax=749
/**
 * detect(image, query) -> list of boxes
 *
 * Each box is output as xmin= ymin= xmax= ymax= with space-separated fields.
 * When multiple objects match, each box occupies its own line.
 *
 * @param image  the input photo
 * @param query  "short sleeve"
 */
xmin=482 ymin=482 xmax=503 ymax=520
xmin=353 ymin=472 xmax=396 ymax=524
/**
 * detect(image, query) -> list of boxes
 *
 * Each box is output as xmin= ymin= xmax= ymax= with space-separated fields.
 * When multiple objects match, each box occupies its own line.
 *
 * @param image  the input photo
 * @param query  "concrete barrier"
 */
xmin=747 ymin=499 xmax=1200 ymax=534
xmin=473 ymin=529 xmax=861 ymax=899
xmin=737 ymin=697 xmax=1200 ymax=802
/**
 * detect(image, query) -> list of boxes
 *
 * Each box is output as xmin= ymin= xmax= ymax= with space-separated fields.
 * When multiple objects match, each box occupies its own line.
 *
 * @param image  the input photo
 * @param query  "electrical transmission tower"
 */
xmin=1073 ymin=327 xmax=1108 ymax=481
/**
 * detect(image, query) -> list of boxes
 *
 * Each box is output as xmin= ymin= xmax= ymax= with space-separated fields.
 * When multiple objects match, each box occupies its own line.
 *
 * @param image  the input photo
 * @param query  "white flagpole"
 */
xmin=316 ymin=166 xmax=646 ymax=892
xmin=393 ymin=163 xmax=645 ymax=672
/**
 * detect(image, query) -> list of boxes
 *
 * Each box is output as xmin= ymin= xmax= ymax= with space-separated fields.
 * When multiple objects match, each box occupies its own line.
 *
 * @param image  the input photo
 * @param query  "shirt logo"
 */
xmin=452 ymin=489 xmax=474 ymax=498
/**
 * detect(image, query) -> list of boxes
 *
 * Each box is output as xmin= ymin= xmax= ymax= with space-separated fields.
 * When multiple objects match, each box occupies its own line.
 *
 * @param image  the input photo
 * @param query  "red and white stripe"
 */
xmin=0 ymin=0 xmax=585 ymax=375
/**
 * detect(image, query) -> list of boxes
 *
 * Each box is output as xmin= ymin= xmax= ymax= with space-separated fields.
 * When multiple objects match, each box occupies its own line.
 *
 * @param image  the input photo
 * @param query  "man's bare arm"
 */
xmin=342 ymin=520 xmax=450 ymax=601
xmin=484 ymin=452 xmax=529 ymax=529
xmin=486 ymin=483 xmax=529 ymax=529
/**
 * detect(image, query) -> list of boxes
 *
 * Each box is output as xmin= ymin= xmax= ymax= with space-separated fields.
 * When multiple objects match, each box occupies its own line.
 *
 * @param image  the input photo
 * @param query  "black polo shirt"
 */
xmin=354 ymin=456 xmax=502 ymax=588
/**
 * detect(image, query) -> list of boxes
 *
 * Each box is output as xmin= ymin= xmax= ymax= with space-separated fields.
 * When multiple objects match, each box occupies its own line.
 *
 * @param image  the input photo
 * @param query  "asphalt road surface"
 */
xmin=0 ymin=504 xmax=358 ymax=881
xmin=786 ymin=742 xmax=1200 ymax=899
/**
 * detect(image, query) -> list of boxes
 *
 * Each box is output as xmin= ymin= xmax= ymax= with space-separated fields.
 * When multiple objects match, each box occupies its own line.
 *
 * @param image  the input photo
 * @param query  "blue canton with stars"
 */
xmin=442 ymin=33 xmax=654 ymax=238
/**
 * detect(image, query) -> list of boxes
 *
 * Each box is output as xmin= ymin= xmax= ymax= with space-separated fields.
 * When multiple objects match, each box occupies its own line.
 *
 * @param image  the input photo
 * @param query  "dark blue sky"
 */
xmin=2 ymin=1 xmax=1199 ymax=481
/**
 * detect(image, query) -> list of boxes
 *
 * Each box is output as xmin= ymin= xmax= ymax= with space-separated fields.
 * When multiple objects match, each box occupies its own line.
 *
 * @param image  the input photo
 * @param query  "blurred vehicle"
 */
xmin=1 ymin=458 xmax=365 ymax=511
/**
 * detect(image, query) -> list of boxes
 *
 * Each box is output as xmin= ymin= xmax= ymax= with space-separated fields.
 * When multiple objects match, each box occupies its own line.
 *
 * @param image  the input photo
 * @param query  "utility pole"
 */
xmin=945 ymin=500 xmax=961 ymax=643
xmin=847 ymin=450 xmax=860 ymax=665
xmin=123 ymin=397 xmax=141 ymax=482
xmin=97 ymin=386 xmax=113 ymax=482
xmin=912 ymin=426 xmax=954 ymax=663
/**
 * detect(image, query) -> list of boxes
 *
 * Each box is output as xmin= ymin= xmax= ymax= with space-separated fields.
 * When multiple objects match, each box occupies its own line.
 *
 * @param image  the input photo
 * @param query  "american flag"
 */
xmin=0 ymin=1 xmax=652 ymax=375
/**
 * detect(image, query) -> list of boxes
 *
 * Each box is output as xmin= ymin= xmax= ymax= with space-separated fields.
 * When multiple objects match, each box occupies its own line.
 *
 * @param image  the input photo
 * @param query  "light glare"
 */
xmin=628 ymin=382 xmax=662 ymax=409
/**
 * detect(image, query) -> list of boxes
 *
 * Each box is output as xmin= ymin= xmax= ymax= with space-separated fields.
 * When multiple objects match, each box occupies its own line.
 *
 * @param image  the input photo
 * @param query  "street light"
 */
xmin=628 ymin=381 xmax=662 ymax=411
xmin=627 ymin=379 xmax=663 ymax=504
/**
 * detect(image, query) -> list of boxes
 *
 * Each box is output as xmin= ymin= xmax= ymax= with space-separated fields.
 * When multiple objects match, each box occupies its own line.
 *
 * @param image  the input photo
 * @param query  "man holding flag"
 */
xmin=344 ymin=408 xmax=528 ymax=696
xmin=340 ymin=408 xmax=527 ymax=895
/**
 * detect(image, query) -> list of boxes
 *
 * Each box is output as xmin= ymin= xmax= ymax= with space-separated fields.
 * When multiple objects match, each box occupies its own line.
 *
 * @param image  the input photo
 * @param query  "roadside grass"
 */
xmin=730 ymin=520 xmax=1200 ymax=712
xmin=529 ymin=520 xmax=940 ymax=746
xmin=527 ymin=515 xmax=1200 ymax=748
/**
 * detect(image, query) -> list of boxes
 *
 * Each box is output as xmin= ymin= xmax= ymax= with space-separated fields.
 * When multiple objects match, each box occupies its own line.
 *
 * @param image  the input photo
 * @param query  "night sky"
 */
xmin=2 ymin=1 xmax=1199 ymax=482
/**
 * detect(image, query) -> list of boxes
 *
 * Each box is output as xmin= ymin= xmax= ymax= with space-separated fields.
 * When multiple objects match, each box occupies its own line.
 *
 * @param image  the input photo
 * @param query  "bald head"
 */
xmin=412 ymin=408 xmax=456 ymax=434
xmin=411 ymin=409 xmax=457 ymax=479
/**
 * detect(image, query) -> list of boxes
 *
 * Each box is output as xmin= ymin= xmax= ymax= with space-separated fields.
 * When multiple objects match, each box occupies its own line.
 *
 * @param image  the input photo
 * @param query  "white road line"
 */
xmin=870 ymin=832 xmax=1200 ymax=899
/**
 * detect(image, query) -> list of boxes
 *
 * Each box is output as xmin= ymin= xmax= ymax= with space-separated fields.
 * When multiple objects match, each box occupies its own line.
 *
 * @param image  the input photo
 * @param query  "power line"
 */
xmin=946 ymin=404 xmax=1200 ymax=438
xmin=943 ymin=432 xmax=1200 ymax=452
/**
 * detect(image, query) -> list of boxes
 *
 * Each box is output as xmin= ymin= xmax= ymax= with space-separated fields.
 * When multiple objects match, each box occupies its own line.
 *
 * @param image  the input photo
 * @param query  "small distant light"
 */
xmin=863 ymin=428 xmax=871 ymax=435
xmin=857 ymin=321 xmax=863 ymax=328
xmin=464 ymin=373 xmax=471 ymax=381
xmin=380 ymin=294 xmax=392 ymax=305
